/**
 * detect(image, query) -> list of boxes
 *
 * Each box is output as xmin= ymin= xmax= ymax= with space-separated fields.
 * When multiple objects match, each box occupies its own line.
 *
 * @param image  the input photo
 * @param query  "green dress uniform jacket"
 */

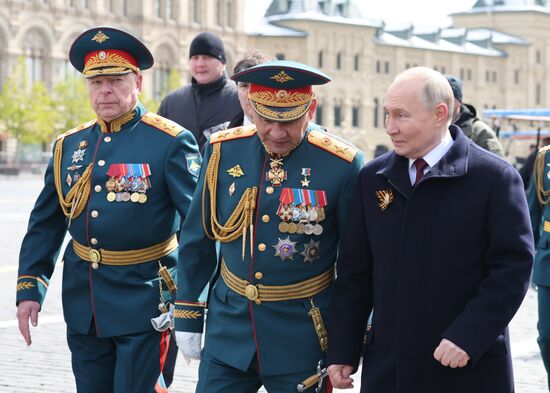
xmin=16 ymin=102 xmax=199 ymax=337
xmin=174 ymin=123 xmax=364 ymax=376
xmin=528 ymin=146 xmax=550 ymax=286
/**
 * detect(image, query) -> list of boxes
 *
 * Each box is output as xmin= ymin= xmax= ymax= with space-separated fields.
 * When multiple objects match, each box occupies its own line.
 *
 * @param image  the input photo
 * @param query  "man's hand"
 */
xmin=327 ymin=364 xmax=354 ymax=389
xmin=17 ymin=300 xmax=40 ymax=346
xmin=175 ymin=331 xmax=202 ymax=360
xmin=433 ymin=338 xmax=470 ymax=368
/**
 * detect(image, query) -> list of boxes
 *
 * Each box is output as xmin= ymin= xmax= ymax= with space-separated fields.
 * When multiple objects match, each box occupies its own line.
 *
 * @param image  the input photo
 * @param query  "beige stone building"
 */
xmin=1 ymin=0 xmax=550 ymax=162
xmin=248 ymin=0 xmax=550 ymax=158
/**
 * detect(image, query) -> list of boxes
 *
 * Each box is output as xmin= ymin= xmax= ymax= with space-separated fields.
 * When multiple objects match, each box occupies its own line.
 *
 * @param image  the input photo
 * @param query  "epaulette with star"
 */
xmin=56 ymin=119 xmax=97 ymax=141
xmin=141 ymin=112 xmax=183 ymax=137
xmin=307 ymin=129 xmax=359 ymax=163
xmin=210 ymin=124 xmax=257 ymax=144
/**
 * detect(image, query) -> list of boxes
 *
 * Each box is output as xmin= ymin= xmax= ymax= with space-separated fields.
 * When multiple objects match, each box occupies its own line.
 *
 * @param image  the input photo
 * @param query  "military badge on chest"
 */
xmin=66 ymin=140 xmax=88 ymax=187
xmin=266 ymin=158 xmax=287 ymax=187
xmin=105 ymin=163 xmax=151 ymax=203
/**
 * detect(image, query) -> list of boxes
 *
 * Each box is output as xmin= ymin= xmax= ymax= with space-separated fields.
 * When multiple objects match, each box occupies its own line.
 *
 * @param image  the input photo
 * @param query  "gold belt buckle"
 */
xmin=89 ymin=249 xmax=101 ymax=269
xmin=244 ymin=284 xmax=259 ymax=301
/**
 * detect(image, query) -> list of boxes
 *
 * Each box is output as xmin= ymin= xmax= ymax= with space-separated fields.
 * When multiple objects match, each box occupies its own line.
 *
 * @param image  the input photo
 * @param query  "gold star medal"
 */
xmin=376 ymin=189 xmax=394 ymax=211
xmin=301 ymin=168 xmax=311 ymax=187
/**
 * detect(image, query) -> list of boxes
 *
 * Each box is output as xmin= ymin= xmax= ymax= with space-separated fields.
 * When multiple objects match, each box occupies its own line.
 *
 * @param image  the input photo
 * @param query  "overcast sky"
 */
xmin=245 ymin=0 xmax=479 ymax=29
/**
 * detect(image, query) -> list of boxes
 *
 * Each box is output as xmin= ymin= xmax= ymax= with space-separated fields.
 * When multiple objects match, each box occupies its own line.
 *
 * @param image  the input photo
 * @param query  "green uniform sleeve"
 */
xmin=17 ymin=142 xmax=67 ymax=307
xmin=174 ymin=141 xmax=218 ymax=333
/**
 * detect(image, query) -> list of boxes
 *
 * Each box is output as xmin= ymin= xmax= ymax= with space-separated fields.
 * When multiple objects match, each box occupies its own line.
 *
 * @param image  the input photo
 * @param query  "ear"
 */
xmin=307 ymin=97 xmax=318 ymax=121
xmin=434 ymin=103 xmax=448 ymax=124
xmin=135 ymin=73 xmax=143 ymax=93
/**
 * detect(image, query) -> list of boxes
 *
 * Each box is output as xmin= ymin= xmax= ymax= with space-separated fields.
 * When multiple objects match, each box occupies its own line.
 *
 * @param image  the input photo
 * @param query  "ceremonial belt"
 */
xmin=544 ymin=221 xmax=550 ymax=233
xmin=220 ymin=259 xmax=333 ymax=303
xmin=72 ymin=234 xmax=178 ymax=266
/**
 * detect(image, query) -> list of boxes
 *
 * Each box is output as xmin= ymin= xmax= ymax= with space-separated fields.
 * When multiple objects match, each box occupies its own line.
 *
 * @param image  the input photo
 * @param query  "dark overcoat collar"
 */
xmin=376 ymin=125 xmax=469 ymax=198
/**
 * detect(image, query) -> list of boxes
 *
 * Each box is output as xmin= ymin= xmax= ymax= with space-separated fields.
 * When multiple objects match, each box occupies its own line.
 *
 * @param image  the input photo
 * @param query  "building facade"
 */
xmin=248 ymin=0 xmax=550 ymax=157
xmin=1 ymin=0 xmax=549 ymax=161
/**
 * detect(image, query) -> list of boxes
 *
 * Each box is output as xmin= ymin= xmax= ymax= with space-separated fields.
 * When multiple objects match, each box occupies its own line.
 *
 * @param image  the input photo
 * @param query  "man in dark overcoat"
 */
xmin=326 ymin=66 xmax=534 ymax=393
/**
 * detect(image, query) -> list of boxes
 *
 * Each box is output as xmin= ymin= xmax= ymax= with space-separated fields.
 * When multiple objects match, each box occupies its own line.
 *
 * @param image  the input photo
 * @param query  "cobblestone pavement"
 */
xmin=0 ymin=174 xmax=547 ymax=392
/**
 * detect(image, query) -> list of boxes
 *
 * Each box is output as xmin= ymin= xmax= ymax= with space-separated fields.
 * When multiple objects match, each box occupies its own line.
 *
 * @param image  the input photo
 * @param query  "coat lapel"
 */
xmin=377 ymin=153 xmax=413 ymax=199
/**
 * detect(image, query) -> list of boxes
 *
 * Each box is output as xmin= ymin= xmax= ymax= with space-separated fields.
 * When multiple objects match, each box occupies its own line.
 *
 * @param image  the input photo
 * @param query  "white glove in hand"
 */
xmin=176 ymin=331 xmax=202 ymax=360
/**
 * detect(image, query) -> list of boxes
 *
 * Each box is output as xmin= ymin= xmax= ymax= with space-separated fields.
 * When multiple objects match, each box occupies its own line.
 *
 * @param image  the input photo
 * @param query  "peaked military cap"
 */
xmin=232 ymin=60 xmax=330 ymax=122
xmin=69 ymin=27 xmax=154 ymax=78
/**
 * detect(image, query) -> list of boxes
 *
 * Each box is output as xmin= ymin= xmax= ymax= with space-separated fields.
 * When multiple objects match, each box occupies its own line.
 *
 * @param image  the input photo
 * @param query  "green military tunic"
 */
xmin=174 ymin=123 xmax=364 ymax=376
xmin=17 ymin=102 xmax=199 ymax=337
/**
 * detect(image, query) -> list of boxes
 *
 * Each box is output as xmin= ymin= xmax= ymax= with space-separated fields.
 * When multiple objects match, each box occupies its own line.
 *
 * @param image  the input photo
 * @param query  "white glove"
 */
xmin=176 ymin=331 xmax=202 ymax=360
xmin=150 ymin=304 xmax=174 ymax=332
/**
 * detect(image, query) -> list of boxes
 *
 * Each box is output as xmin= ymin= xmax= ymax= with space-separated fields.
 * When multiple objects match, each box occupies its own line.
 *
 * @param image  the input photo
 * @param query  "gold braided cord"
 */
xmin=202 ymin=143 xmax=258 ymax=259
xmin=535 ymin=149 xmax=550 ymax=206
xmin=53 ymin=137 xmax=93 ymax=221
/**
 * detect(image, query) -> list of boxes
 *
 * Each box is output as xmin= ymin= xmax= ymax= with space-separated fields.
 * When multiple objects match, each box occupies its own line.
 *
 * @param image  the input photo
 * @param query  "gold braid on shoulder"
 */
xmin=535 ymin=148 xmax=550 ymax=206
xmin=202 ymin=142 xmax=258 ymax=260
xmin=53 ymin=137 xmax=93 ymax=226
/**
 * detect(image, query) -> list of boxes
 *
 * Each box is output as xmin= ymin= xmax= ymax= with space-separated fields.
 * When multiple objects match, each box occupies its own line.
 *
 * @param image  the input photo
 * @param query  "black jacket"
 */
xmin=158 ymin=75 xmax=242 ymax=149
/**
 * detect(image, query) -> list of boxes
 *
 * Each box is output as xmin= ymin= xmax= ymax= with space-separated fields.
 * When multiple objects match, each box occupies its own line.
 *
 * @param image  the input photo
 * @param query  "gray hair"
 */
xmin=393 ymin=67 xmax=454 ymax=125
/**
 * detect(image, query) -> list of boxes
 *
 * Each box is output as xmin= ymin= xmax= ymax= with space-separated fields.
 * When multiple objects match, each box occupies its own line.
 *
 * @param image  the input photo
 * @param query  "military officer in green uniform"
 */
xmin=174 ymin=60 xmax=365 ymax=392
xmin=528 ymin=145 xmax=550 ymax=390
xmin=15 ymin=27 xmax=199 ymax=393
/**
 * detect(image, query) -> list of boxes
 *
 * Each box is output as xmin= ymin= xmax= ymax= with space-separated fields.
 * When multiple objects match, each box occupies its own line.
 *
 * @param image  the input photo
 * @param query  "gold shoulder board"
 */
xmin=141 ymin=112 xmax=183 ymax=137
xmin=539 ymin=145 xmax=550 ymax=154
xmin=56 ymin=119 xmax=97 ymax=141
xmin=210 ymin=125 xmax=257 ymax=144
xmin=307 ymin=130 xmax=358 ymax=163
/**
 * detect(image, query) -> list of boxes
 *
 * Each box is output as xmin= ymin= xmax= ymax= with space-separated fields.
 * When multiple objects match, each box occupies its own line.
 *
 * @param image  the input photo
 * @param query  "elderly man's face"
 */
xmin=189 ymin=55 xmax=225 ymax=85
xmin=384 ymin=77 xmax=448 ymax=159
xmin=251 ymin=100 xmax=316 ymax=155
xmin=87 ymin=73 xmax=142 ymax=122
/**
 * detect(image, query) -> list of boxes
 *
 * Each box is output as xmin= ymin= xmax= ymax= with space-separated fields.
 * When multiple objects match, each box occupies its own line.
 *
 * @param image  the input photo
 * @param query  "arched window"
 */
xmin=336 ymin=52 xmax=342 ymax=70
xmin=154 ymin=46 xmax=175 ymax=101
xmin=334 ymin=102 xmax=342 ymax=127
xmin=318 ymin=50 xmax=323 ymax=68
xmin=352 ymin=105 xmax=360 ymax=128
xmin=23 ymin=29 xmax=47 ymax=86
xmin=192 ymin=0 xmax=201 ymax=23
xmin=227 ymin=0 xmax=234 ymax=27
xmin=216 ymin=0 xmax=223 ymax=26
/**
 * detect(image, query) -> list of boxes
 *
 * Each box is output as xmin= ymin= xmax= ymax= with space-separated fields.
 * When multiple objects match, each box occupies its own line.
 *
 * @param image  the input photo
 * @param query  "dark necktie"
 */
xmin=414 ymin=158 xmax=428 ymax=186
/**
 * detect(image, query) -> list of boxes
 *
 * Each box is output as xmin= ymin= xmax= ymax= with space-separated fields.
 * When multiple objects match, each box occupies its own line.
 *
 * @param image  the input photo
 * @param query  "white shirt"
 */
xmin=243 ymin=115 xmax=252 ymax=126
xmin=408 ymin=130 xmax=454 ymax=185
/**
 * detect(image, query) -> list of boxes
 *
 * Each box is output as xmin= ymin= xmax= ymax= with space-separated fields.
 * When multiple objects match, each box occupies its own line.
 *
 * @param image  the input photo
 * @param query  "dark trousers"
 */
xmin=196 ymin=352 xmax=332 ymax=393
xmin=538 ymin=285 xmax=550 ymax=389
xmin=66 ymin=322 xmax=170 ymax=393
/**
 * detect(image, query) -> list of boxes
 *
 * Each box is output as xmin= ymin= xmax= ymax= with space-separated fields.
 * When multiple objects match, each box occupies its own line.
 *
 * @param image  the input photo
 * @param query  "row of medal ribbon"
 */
xmin=277 ymin=188 xmax=327 ymax=235
xmin=105 ymin=163 xmax=151 ymax=204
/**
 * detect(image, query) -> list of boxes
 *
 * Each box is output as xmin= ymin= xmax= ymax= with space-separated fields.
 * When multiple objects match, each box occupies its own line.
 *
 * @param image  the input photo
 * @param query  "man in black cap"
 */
xmin=158 ymin=31 xmax=242 ymax=150
xmin=15 ymin=26 xmax=200 ymax=393
xmin=445 ymin=75 xmax=504 ymax=157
